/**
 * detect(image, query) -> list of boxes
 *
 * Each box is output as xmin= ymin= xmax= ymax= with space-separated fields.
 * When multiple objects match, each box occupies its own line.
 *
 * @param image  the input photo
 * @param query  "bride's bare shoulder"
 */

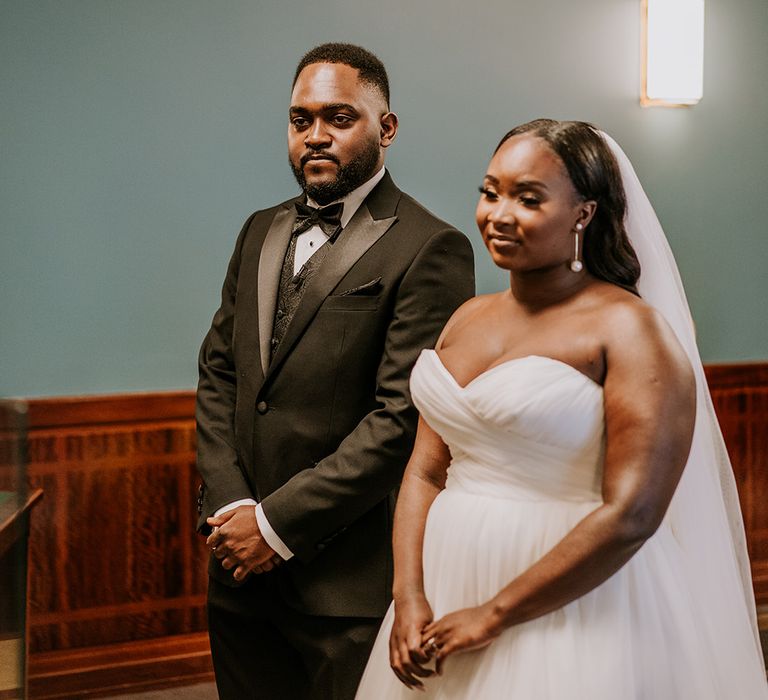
xmin=590 ymin=284 xmax=667 ymax=337
xmin=589 ymin=283 xmax=693 ymax=384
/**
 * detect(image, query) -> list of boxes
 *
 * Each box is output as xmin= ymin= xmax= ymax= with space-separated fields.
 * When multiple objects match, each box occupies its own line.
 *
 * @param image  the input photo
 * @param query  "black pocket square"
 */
xmin=339 ymin=277 xmax=382 ymax=296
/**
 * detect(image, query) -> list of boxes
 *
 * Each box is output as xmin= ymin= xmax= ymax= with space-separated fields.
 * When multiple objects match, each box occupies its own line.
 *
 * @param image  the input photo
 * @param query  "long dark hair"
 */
xmin=496 ymin=119 xmax=640 ymax=294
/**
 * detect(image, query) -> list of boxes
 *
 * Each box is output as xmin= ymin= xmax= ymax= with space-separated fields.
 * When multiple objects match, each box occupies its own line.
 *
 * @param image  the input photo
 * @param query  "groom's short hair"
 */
xmin=293 ymin=43 xmax=390 ymax=108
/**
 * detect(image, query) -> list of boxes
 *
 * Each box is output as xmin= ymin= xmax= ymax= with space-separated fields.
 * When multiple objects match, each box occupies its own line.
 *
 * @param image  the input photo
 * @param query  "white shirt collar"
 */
xmin=306 ymin=166 xmax=386 ymax=229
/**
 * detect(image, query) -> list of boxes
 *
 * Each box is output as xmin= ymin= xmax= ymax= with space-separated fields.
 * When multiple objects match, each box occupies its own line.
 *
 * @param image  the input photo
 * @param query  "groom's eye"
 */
xmin=330 ymin=114 xmax=354 ymax=126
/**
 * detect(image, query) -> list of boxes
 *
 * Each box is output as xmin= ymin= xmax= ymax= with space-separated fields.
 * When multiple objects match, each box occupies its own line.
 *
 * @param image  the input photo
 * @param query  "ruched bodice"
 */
xmin=411 ymin=349 xmax=605 ymax=502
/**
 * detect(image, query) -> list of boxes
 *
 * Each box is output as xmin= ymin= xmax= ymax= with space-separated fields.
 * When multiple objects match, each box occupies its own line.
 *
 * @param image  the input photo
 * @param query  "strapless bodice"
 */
xmin=410 ymin=349 xmax=605 ymax=501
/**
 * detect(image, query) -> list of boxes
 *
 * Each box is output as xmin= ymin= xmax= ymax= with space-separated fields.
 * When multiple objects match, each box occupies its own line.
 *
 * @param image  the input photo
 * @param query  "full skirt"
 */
xmin=355 ymin=488 xmax=768 ymax=699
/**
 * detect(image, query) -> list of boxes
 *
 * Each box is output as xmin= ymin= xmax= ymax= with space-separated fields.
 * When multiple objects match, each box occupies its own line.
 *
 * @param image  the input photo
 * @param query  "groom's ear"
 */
xmin=380 ymin=112 xmax=398 ymax=148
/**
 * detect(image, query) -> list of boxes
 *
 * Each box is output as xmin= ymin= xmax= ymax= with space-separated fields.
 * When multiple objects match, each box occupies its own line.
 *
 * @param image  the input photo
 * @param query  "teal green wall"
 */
xmin=2 ymin=0 xmax=766 ymax=397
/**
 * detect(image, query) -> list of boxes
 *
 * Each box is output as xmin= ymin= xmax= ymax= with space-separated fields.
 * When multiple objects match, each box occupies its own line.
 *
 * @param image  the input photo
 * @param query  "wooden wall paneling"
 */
xmin=27 ymin=420 xmax=207 ymax=651
xmin=705 ymin=364 xmax=768 ymax=605
xmin=10 ymin=392 xmax=213 ymax=697
xmin=28 ymin=632 xmax=213 ymax=699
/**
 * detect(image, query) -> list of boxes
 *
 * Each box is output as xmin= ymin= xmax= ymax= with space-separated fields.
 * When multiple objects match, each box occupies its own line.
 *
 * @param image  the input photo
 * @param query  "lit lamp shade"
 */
xmin=642 ymin=0 xmax=705 ymax=106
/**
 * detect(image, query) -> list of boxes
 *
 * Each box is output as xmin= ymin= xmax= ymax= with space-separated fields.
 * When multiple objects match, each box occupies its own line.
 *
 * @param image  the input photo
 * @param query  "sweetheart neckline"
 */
xmin=424 ymin=349 xmax=603 ymax=392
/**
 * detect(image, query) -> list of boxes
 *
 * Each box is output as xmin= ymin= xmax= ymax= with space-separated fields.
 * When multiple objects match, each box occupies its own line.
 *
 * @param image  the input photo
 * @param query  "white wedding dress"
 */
xmin=355 ymin=349 xmax=768 ymax=699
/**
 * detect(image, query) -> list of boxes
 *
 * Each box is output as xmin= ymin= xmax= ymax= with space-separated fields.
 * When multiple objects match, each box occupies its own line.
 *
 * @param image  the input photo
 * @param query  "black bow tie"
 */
xmin=293 ymin=201 xmax=344 ymax=239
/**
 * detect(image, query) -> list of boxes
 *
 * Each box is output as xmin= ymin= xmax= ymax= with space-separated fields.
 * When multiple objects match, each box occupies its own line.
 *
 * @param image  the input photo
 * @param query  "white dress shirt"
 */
xmin=214 ymin=166 xmax=386 ymax=561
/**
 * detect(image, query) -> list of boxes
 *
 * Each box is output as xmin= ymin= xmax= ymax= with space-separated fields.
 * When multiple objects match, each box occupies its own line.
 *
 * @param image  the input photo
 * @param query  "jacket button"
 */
xmin=257 ymin=401 xmax=268 ymax=414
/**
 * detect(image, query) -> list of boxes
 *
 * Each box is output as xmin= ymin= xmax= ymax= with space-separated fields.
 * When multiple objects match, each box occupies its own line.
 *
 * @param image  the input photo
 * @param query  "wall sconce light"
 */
xmin=641 ymin=0 xmax=705 ymax=106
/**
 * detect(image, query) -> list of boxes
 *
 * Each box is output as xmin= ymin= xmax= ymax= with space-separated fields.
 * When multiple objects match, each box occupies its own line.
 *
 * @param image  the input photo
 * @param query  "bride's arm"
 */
xmin=389 ymin=415 xmax=451 ymax=689
xmin=422 ymin=301 xmax=696 ymax=670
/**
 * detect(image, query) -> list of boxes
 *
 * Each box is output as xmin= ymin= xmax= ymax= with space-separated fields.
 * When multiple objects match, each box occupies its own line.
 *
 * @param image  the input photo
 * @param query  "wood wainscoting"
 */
xmin=9 ymin=393 xmax=213 ymax=698
xmin=2 ymin=362 xmax=766 ymax=697
xmin=705 ymin=363 xmax=768 ymax=605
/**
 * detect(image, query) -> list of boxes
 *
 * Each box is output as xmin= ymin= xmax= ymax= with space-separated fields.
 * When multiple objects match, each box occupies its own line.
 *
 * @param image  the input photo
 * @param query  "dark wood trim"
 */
xmin=31 ymin=594 xmax=208 ymax=627
xmin=24 ymin=392 xmax=196 ymax=430
xmin=28 ymin=632 xmax=213 ymax=699
xmin=704 ymin=362 xmax=768 ymax=389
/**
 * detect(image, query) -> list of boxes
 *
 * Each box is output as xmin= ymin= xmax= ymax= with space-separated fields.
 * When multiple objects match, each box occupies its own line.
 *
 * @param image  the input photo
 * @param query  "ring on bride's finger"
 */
xmin=424 ymin=636 xmax=438 ymax=654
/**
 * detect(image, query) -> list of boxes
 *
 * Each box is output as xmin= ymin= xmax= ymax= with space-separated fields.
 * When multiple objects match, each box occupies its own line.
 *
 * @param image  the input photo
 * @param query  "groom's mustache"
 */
xmin=301 ymin=152 xmax=340 ymax=167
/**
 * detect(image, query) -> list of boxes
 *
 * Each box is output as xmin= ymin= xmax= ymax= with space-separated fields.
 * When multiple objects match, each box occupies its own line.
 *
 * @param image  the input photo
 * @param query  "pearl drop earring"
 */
xmin=570 ymin=223 xmax=584 ymax=273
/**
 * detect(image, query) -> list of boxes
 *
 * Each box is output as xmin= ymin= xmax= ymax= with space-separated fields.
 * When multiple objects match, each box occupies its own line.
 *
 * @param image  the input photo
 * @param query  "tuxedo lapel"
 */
xmin=265 ymin=182 xmax=399 ymax=383
xmin=257 ymin=202 xmax=298 ymax=376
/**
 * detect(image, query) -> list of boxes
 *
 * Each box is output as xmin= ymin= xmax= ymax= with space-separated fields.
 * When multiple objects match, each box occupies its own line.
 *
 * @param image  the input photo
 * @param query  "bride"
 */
xmin=355 ymin=120 xmax=767 ymax=698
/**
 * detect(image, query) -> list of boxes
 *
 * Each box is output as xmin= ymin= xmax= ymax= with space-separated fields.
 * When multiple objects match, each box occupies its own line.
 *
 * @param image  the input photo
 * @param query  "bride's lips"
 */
xmin=487 ymin=233 xmax=521 ymax=248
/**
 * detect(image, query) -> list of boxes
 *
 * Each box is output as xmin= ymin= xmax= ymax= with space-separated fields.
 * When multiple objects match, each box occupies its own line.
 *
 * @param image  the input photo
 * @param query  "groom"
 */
xmin=196 ymin=43 xmax=475 ymax=699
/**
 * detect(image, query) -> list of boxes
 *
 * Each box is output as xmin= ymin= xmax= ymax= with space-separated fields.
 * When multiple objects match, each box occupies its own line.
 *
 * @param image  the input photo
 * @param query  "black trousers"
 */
xmin=207 ymin=574 xmax=381 ymax=700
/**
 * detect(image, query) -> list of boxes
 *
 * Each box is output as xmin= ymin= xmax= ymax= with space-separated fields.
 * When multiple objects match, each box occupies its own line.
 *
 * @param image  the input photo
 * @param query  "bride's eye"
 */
xmin=478 ymin=186 xmax=498 ymax=201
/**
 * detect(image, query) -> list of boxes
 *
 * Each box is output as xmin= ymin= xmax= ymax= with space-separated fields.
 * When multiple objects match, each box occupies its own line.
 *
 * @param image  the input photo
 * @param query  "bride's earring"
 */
xmin=570 ymin=223 xmax=584 ymax=272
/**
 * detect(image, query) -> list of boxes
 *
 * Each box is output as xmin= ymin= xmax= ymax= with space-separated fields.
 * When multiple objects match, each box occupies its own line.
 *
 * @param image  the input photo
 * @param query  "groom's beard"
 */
xmin=290 ymin=139 xmax=381 ymax=206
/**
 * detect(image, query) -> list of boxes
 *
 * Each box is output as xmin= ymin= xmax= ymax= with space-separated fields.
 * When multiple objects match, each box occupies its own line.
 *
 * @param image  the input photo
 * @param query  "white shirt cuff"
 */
xmin=255 ymin=503 xmax=294 ymax=560
xmin=213 ymin=498 xmax=257 ymax=518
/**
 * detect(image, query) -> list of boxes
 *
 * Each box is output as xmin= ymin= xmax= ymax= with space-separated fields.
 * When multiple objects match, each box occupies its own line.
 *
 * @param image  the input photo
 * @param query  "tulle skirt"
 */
xmin=356 ymin=487 xmax=768 ymax=699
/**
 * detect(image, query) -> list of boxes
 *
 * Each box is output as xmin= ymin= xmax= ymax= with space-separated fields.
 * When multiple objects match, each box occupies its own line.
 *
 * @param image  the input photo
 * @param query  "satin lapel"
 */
xmin=257 ymin=203 xmax=297 ymax=376
xmin=265 ymin=203 xmax=398 ymax=382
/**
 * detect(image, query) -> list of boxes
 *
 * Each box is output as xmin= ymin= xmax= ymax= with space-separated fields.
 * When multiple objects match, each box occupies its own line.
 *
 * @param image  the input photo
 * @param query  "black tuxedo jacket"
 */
xmin=196 ymin=171 xmax=474 ymax=617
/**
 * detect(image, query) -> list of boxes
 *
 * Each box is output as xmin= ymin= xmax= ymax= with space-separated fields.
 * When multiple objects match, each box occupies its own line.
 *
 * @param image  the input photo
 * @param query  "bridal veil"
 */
xmin=602 ymin=132 xmax=765 ymax=670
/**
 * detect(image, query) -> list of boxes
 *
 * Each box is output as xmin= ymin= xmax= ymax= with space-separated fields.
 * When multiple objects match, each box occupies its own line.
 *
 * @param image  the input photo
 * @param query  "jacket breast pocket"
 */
xmin=322 ymin=294 xmax=379 ymax=312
